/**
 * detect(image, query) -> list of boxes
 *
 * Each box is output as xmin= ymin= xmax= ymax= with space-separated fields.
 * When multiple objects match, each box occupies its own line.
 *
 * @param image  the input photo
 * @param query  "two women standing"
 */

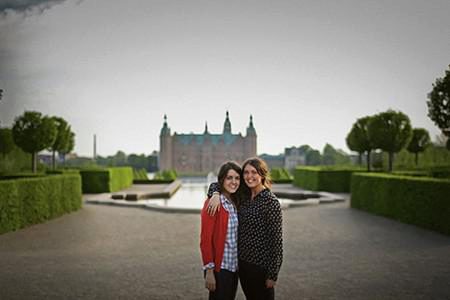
xmin=200 ymin=157 xmax=283 ymax=300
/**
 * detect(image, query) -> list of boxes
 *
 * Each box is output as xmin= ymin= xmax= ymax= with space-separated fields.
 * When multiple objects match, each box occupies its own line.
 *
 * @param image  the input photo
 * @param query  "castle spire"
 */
xmin=246 ymin=114 xmax=256 ymax=136
xmin=204 ymin=121 xmax=209 ymax=134
xmin=223 ymin=111 xmax=231 ymax=134
xmin=160 ymin=114 xmax=170 ymax=136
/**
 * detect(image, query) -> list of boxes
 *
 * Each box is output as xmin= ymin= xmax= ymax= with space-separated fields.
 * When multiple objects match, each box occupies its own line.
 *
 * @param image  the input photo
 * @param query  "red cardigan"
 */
xmin=200 ymin=199 xmax=229 ymax=273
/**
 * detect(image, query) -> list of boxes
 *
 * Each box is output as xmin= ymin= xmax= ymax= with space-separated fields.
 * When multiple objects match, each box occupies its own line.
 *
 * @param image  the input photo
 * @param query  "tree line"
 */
xmin=0 ymin=111 xmax=75 ymax=173
xmin=346 ymin=65 xmax=450 ymax=172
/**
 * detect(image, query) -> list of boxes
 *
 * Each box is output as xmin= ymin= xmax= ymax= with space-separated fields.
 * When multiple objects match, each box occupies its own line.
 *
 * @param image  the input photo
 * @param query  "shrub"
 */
xmin=293 ymin=166 xmax=362 ymax=192
xmin=133 ymin=168 xmax=149 ymax=180
xmin=0 ymin=174 xmax=82 ymax=234
xmin=154 ymin=169 xmax=177 ymax=180
xmin=351 ymin=173 xmax=450 ymax=235
xmin=80 ymin=167 xmax=133 ymax=193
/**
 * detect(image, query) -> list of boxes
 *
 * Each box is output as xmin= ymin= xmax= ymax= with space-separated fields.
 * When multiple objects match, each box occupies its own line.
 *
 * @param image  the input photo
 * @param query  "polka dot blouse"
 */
xmin=208 ymin=183 xmax=283 ymax=281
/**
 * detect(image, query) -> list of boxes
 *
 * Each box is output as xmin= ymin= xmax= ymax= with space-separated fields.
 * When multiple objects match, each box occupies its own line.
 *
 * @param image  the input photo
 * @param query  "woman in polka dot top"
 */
xmin=207 ymin=157 xmax=283 ymax=300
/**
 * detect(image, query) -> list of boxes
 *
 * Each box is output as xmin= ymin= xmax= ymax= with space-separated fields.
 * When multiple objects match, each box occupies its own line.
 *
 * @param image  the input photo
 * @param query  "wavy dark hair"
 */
xmin=217 ymin=161 xmax=244 ymax=207
xmin=242 ymin=157 xmax=272 ymax=189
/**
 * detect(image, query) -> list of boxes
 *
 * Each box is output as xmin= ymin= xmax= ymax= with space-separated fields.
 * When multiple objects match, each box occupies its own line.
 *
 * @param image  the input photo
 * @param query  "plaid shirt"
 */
xmin=220 ymin=194 xmax=239 ymax=272
xmin=202 ymin=194 xmax=239 ymax=272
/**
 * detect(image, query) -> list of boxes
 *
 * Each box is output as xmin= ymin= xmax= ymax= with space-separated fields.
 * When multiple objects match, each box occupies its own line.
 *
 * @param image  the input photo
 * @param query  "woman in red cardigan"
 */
xmin=200 ymin=161 xmax=244 ymax=300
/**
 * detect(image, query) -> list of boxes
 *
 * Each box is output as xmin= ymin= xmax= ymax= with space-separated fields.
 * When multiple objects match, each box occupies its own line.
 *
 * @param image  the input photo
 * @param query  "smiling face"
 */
xmin=222 ymin=169 xmax=240 ymax=197
xmin=243 ymin=164 xmax=263 ymax=190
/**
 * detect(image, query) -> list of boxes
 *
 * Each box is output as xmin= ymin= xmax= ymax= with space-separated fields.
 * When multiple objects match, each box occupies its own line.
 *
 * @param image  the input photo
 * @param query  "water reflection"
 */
xmin=144 ymin=177 xmax=291 ymax=209
xmin=144 ymin=178 xmax=209 ymax=209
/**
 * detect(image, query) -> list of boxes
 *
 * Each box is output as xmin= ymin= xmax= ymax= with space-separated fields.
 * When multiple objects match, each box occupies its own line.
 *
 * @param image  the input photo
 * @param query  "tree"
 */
xmin=427 ymin=65 xmax=450 ymax=150
xmin=367 ymin=110 xmax=412 ymax=172
xmin=407 ymin=128 xmax=431 ymax=166
xmin=346 ymin=116 xmax=374 ymax=171
xmin=305 ymin=150 xmax=321 ymax=165
xmin=113 ymin=151 xmax=127 ymax=166
xmin=322 ymin=144 xmax=336 ymax=165
xmin=0 ymin=128 xmax=15 ymax=158
xmin=49 ymin=117 xmax=71 ymax=170
xmin=12 ymin=111 xmax=57 ymax=173
xmin=59 ymin=130 xmax=75 ymax=165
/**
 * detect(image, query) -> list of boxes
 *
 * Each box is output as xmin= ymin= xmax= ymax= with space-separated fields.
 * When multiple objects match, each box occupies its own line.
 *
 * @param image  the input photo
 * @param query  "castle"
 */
xmin=159 ymin=111 xmax=257 ymax=173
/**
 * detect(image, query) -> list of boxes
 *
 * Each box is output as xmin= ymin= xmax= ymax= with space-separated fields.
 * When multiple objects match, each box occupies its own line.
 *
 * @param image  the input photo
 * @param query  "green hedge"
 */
xmin=154 ymin=169 xmax=177 ymax=180
xmin=351 ymin=173 xmax=450 ymax=235
xmin=133 ymin=168 xmax=149 ymax=180
xmin=393 ymin=166 xmax=450 ymax=179
xmin=0 ymin=174 xmax=82 ymax=234
xmin=293 ymin=166 xmax=361 ymax=192
xmin=46 ymin=169 xmax=80 ymax=175
xmin=80 ymin=167 xmax=133 ymax=193
xmin=133 ymin=179 xmax=174 ymax=184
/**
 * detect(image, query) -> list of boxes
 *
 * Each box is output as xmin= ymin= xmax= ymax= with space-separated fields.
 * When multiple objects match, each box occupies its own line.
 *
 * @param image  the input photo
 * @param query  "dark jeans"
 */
xmin=239 ymin=259 xmax=275 ymax=300
xmin=208 ymin=269 xmax=239 ymax=300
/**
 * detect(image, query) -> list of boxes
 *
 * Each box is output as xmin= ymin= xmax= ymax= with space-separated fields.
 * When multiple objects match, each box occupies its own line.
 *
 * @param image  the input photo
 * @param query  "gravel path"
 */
xmin=0 ymin=200 xmax=449 ymax=299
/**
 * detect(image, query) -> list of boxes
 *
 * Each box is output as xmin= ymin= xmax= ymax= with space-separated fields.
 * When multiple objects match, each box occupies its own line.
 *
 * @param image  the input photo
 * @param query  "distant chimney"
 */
xmin=93 ymin=134 xmax=97 ymax=161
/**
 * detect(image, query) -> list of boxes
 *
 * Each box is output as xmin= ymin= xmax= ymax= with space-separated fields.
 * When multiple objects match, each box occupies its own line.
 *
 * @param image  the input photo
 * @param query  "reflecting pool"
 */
xmin=143 ymin=177 xmax=292 ymax=209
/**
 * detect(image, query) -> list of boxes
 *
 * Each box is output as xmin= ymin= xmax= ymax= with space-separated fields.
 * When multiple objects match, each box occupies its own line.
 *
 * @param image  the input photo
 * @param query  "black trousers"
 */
xmin=208 ymin=269 xmax=239 ymax=300
xmin=238 ymin=259 xmax=275 ymax=300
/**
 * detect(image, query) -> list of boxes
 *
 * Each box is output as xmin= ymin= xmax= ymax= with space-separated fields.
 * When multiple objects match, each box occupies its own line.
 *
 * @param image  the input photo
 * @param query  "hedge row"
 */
xmin=133 ymin=168 xmax=149 ymax=180
xmin=270 ymin=168 xmax=291 ymax=180
xmin=133 ymin=179 xmax=174 ymax=184
xmin=154 ymin=169 xmax=178 ymax=180
xmin=0 ymin=174 xmax=82 ymax=234
xmin=351 ymin=173 xmax=450 ymax=235
xmin=293 ymin=167 xmax=361 ymax=192
xmin=393 ymin=166 xmax=450 ymax=179
xmin=80 ymin=167 xmax=133 ymax=193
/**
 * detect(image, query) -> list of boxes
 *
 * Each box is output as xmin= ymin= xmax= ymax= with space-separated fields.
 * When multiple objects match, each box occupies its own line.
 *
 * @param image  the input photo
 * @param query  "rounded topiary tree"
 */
xmin=12 ymin=111 xmax=57 ymax=173
xmin=427 ymin=65 xmax=450 ymax=150
xmin=367 ymin=110 xmax=412 ymax=172
xmin=346 ymin=116 xmax=374 ymax=171
xmin=407 ymin=128 xmax=431 ymax=166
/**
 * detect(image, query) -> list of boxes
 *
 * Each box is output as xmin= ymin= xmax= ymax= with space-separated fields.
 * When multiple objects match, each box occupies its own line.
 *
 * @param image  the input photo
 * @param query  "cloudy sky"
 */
xmin=0 ymin=0 xmax=449 ymax=157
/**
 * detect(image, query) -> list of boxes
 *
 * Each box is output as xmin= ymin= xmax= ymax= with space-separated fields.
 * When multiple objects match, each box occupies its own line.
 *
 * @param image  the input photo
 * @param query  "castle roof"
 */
xmin=160 ymin=111 xmax=255 ymax=145
xmin=175 ymin=133 xmax=240 ymax=145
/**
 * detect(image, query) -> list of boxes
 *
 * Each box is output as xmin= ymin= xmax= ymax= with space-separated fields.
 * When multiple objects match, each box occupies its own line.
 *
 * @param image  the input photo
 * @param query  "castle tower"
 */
xmin=245 ymin=114 xmax=257 ymax=157
xmin=159 ymin=114 xmax=173 ymax=170
xmin=223 ymin=111 xmax=231 ymax=134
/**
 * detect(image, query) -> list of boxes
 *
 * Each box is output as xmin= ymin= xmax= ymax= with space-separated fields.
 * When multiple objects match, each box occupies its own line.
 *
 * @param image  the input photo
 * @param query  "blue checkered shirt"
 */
xmin=220 ymin=194 xmax=239 ymax=272
xmin=204 ymin=194 xmax=239 ymax=272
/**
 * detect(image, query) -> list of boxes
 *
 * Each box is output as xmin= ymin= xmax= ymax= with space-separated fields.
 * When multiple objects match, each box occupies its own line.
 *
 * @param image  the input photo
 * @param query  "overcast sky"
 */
xmin=1 ymin=0 xmax=449 ymax=157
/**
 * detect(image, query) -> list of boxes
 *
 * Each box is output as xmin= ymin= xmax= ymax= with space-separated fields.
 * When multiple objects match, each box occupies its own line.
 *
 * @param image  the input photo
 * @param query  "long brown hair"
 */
xmin=242 ymin=157 xmax=272 ymax=189
xmin=217 ymin=161 xmax=243 ymax=207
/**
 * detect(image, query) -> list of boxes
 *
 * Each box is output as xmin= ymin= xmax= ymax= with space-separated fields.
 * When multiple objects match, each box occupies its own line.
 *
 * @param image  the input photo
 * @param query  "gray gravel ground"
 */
xmin=0 ymin=200 xmax=449 ymax=300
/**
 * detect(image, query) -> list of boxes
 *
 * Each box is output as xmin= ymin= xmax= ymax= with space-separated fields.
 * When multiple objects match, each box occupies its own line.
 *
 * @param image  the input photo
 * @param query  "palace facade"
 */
xmin=159 ymin=111 xmax=257 ymax=173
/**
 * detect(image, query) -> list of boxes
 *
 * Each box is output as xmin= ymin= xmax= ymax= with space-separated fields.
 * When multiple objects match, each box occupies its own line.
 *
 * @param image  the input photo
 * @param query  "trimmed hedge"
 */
xmin=133 ymin=168 xmax=149 ymax=180
xmin=0 ymin=174 xmax=82 ymax=234
xmin=351 ymin=173 xmax=450 ymax=235
xmin=46 ymin=169 xmax=80 ymax=175
xmin=154 ymin=169 xmax=178 ymax=180
xmin=133 ymin=179 xmax=174 ymax=184
xmin=0 ymin=172 xmax=46 ymax=180
xmin=293 ymin=166 xmax=361 ymax=192
xmin=80 ymin=167 xmax=133 ymax=193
